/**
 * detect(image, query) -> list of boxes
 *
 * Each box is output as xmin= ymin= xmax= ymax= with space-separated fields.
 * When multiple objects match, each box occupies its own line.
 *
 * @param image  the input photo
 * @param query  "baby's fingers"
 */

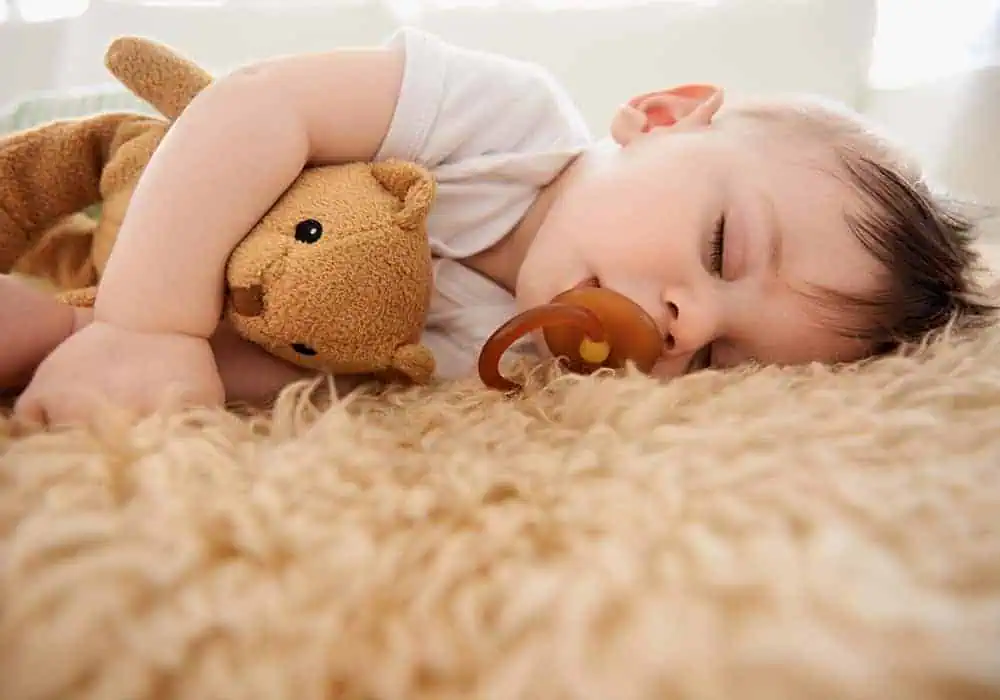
xmin=12 ymin=388 xmax=53 ymax=428
xmin=14 ymin=385 xmax=107 ymax=429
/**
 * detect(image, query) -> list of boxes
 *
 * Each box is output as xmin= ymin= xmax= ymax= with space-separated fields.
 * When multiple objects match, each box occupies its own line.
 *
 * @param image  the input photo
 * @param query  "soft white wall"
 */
xmin=1 ymin=0 xmax=997 ymax=240
xmin=859 ymin=0 xmax=1000 ymax=240
xmin=0 ymin=0 xmax=877 ymax=130
xmin=863 ymin=65 xmax=1000 ymax=239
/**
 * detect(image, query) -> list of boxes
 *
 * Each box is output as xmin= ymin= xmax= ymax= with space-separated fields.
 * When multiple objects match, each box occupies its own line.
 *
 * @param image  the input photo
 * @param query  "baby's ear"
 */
xmin=611 ymin=84 xmax=723 ymax=144
xmin=370 ymin=160 xmax=436 ymax=231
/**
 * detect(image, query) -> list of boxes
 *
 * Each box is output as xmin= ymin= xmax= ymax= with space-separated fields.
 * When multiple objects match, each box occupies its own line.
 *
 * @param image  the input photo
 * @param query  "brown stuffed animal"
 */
xmin=1 ymin=36 xmax=438 ymax=385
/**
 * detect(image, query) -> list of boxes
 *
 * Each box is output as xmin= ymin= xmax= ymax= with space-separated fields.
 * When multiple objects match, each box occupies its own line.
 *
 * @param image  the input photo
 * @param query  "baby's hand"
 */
xmin=14 ymin=321 xmax=224 ymax=426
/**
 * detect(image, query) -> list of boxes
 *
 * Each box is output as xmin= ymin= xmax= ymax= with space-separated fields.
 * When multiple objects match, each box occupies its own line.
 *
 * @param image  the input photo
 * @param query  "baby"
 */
xmin=1 ymin=28 xmax=995 ymax=424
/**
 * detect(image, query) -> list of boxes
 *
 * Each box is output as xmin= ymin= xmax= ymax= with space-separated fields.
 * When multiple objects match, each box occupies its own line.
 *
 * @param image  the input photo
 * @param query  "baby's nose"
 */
xmin=661 ymin=300 xmax=680 ymax=351
xmin=660 ymin=294 xmax=715 ymax=355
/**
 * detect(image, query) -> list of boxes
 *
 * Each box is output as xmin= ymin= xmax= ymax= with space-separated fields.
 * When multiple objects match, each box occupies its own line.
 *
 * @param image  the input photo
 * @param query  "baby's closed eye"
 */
xmin=709 ymin=213 xmax=726 ymax=275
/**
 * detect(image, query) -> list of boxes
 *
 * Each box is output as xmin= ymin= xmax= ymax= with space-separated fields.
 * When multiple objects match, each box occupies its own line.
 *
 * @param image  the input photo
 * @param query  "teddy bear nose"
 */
xmin=292 ymin=343 xmax=317 ymax=356
xmin=230 ymin=284 xmax=264 ymax=317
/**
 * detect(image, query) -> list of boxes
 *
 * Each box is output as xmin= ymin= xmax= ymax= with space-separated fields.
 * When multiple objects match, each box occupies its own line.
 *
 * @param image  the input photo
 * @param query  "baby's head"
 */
xmin=517 ymin=85 xmax=997 ymax=376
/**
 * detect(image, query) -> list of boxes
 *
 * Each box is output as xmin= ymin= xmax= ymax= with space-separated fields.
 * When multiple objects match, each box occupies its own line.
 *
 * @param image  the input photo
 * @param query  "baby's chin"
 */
xmin=512 ymin=281 xmax=550 ymax=314
xmin=515 ymin=263 xmax=592 ymax=306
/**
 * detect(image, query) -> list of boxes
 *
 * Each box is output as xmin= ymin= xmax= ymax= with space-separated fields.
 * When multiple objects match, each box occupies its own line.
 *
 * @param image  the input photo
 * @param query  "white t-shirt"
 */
xmin=373 ymin=27 xmax=593 ymax=381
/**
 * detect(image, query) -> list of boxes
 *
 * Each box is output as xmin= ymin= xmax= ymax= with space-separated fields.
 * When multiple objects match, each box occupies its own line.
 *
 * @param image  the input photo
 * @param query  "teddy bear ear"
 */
xmin=370 ymin=160 xmax=436 ymax=232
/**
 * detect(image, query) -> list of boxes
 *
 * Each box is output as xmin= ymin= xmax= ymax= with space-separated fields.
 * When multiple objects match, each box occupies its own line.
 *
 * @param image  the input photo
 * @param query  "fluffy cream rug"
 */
xmin=2 ymin=314 xmax=1000 ymax=700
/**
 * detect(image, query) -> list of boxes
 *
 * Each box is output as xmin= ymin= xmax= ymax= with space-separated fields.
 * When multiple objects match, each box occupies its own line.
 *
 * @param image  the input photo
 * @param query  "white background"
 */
xmin=1 ymin=0 xmax=998 ymax=239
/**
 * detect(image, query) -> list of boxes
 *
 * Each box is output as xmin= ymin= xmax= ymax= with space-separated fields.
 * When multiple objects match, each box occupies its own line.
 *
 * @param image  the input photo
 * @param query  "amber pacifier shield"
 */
xmin=543 ymin=287 xmax=663 ymax=373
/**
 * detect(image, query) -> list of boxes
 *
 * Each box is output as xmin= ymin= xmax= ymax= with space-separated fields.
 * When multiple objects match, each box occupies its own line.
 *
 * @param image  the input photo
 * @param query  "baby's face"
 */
xmin=516 ymin=104 xmax=883 ymax=377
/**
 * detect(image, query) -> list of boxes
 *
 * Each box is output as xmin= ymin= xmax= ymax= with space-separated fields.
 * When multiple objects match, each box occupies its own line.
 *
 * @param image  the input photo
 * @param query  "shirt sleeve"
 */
xmin=374 ymin=27 xmax=592 ymax=169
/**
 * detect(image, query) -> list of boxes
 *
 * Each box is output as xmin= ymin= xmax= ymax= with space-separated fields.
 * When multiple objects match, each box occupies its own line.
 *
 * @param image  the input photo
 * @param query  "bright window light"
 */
xmin=12 ymin=0 xmax=90 ymax=22
xmin=116 ymin=0 xmax=225 ymax=6
xmin=870 ymin=0 xmax=1000 ymax=89
xmin=526 ymin=0 xmax=719 ymax=7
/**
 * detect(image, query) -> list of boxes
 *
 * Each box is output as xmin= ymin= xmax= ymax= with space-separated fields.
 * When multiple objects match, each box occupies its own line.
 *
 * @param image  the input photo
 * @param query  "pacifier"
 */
xmin=477 ymin=284 xmax=665 ymax=391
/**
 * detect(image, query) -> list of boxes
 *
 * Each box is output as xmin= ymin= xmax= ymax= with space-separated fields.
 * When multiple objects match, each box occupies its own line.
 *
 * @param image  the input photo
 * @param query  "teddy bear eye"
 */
xmin=294 ymin=219 xmax=323 ymax=244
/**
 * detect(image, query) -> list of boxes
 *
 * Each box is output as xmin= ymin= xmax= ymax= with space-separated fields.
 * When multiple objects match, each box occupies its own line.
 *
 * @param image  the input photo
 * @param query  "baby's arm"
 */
xmin=0 ymin=275 xmax=310 ymax=405
xmin=14 ymin=46 xmax=407 ymax=424
xmin=97 ymin=46 xmax=406 ymax=335
xmin=0 ymin=275 xmax=77 ymax=390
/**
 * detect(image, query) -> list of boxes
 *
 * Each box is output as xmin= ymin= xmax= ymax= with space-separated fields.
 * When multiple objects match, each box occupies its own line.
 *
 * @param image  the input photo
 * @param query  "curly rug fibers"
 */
xmin=2 ymin=327 xmax=1000 ymax=700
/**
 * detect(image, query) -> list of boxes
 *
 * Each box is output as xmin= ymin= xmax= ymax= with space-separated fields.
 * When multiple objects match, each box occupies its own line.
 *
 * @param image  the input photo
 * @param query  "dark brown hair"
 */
xmin=727 ymin=98 xmax=998 ymax=356
xmin=832 ymin=153 xmax=998 ymax=353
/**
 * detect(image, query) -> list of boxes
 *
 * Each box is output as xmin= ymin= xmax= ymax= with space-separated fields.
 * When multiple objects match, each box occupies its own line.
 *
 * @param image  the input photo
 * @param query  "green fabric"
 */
xmin=0 ymin=85 xmax=154 ymax=135
xmin=1 ymin=88 xmax=139 ymax=223
xmin=1 ymin=86 xmax=154 ymax=220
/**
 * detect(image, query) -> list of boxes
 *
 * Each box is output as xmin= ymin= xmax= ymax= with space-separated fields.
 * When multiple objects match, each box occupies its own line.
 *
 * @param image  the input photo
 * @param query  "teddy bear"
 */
xmin=1 ymin=35 xmax=438 ymax=385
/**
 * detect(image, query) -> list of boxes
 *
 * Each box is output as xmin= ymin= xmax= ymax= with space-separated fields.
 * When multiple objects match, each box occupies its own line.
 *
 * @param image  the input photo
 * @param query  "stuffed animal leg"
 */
xmin=0 ymin=111 xmax=165 ymax=289
xmin=1 ymin=39 xmax=207 ymax=293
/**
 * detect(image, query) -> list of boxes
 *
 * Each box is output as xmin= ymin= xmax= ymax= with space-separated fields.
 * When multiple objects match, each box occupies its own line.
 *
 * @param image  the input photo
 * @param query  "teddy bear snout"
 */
xmin=230 ymin=284 xmax=264 ymax=317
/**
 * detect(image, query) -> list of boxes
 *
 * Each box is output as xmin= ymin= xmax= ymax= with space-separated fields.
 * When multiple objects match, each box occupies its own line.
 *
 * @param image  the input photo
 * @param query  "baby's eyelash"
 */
xmin=710 ymin=215 xmax=726 ymax=274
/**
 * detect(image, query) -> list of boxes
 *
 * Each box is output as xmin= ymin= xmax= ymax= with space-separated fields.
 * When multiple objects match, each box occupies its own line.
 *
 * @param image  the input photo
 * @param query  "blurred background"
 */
xmin=1 ymin=0 xmax=998 ymax=239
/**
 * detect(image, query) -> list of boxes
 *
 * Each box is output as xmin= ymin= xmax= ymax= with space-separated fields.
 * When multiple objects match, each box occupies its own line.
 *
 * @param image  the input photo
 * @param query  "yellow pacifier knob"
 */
xmin=578 ymin=337 xmax=611 ymax=365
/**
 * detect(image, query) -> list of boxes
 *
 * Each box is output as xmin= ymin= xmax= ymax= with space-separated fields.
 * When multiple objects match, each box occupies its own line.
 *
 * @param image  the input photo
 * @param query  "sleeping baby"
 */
xmin=2 ymin=27 xmax=994 ymax=423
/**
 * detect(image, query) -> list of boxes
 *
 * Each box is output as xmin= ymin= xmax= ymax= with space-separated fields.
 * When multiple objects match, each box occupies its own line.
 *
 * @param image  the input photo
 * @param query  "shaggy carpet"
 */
xmin=2 ymin=317 xmax=1000 ymax=700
